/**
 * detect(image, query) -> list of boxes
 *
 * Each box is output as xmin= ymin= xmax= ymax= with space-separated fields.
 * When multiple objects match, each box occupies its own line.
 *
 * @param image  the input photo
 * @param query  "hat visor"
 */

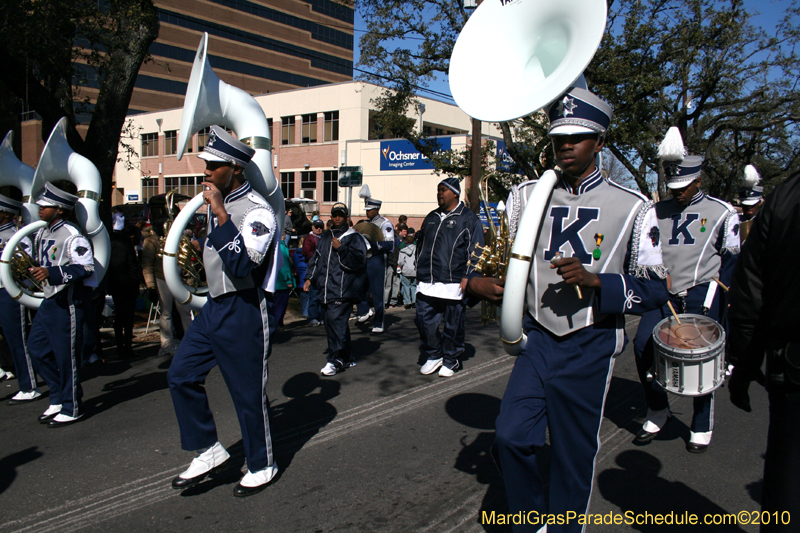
xmin=36 ymin=199 xmax=60 ymax=207
xmin=548 ymin=124 xmax=599 ymax=136
xmin=666 ymin=178 xmax=697 ymax=190
xmin=198 ymin=151 xmax=230 ymax=163
xmin=741 ymin=198 xmax=761 ymax=206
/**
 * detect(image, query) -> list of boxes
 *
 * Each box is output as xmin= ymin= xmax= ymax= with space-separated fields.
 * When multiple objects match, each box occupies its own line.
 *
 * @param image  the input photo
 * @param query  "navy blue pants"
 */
xmin=28 ymin=289 xmax=89 ymax=417
xmin=357 ymin=254 xmax=386 ymax=328
xmin=495 ymin=315 xmax=624 ymax=533
xmin=633 ymin=284 xmax=720 ymax=433
xmin=168 ymin=289 xmax=275 ymax=472
xmin=323 ymin=299 xmax=354 ymax=366
xmin=0 ymin=290 xmax=35 ymax=391
xmin=414 ymin=292 xmax=466 ymax=370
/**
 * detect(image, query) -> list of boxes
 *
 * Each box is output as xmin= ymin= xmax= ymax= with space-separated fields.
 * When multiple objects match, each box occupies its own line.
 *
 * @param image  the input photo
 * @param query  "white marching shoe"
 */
xmin=357 ymin=309 xmax=374 ymax=323
xmin=8 ymin=389 xmax=42 ymax=405
xmin=171 ymin=441 xmax=230 ymax=489
xmin=234 ymin=464 xmax=279 ymax=497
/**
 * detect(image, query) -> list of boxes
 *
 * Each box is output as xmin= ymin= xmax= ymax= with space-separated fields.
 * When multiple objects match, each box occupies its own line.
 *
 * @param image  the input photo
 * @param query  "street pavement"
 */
xmin=0 ymin=306 xmax=770 ymax=532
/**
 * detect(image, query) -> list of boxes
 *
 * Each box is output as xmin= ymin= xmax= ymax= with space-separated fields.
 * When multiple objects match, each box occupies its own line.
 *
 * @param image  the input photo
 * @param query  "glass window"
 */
xmin=164 ymin=177 xmax=180 ymax=192
xmin=141 ymin=132 xmax=158 ymax=157
xmin=197 ymin=127 xmax=210 ymax=151
xmin=301 ymin=171 xmax=316 ymax=190
xmin=165 ymin=130 xmax=177 ymax=156
xmin=141 ymin=178 xmax=159 ymax=201
xmin=281 ymin=116 xmax=295 ymax=145
xmin=281 ymin=172 xmax=295 ymax=198
xmin=324 ymin=111 xmax=339 ymax=142
xmin=179 ymin=176 xmax=203 ymax=197
xmin=323 ymin=170 xmax=338 ymax=202
xmin=301 ymin=114 xmax=317 ymax=143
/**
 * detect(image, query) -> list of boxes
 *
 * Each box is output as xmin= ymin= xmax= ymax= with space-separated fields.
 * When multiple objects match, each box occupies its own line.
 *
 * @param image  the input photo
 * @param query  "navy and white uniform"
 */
xmin=28 ymin=219 xmax=95 ymax=417
xmin=495 ymin=169 xmax=668 ymax=531
xmin=634 ymin=190 xmax=739 ymax=440
xmin=167 ymin=181 xmax=279 ymax=473
xmin=414 ymin=201 xmax=483 ymax=371
xmin=0 ymin=222 xmax=35 ymax=392
xmin=305 ymin=224 xmax=367 ymax=368
xmin=356 ymin=213 xmax=393 ymax=327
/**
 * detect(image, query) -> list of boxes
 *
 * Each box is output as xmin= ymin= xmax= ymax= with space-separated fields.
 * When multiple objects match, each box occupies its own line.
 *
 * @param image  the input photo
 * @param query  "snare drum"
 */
xmin=652 ymin=314 xmax=726 ymax=397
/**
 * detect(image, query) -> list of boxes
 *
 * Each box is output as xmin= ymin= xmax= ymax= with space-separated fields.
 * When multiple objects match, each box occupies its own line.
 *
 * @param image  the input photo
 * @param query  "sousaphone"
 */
xmin=449 ymin=0 xmax=607 ymax=354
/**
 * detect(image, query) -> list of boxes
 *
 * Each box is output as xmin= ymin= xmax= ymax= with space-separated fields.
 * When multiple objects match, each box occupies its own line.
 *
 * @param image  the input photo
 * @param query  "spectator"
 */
xmin=284 ymin=207 xmax=294 ymax=246
xmin=107 ymin=225 xmax=142 ymax=359
xmin=141 ymin=217 xmax=193 ymax=356
xmin=293 ymin=236 xmax=309 ymax=319
xmin=398 ymin=228 xmax=417 ymax=309
xmin=273 ymin=237 xmax=295 ymax=328
xmin=302 ymin=220 xmax=324 ymax=326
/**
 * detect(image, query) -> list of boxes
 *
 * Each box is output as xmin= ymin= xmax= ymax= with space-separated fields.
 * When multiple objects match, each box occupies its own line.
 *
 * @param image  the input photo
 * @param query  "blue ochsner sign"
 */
xmin=380 ymin=138 xmax=452 ymax=171
xmin=496 ymin=140 xmax=516 ymax=172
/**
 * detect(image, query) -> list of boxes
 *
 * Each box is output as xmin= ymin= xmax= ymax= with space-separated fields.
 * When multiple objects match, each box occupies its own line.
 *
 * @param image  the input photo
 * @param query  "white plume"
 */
xmin=657 ymin=127 xmax=686 ymax=161
xmin=743 ymin=165 xmax=761 ymax=188
xmin=358 ymin=184 xmax=372 ymax=199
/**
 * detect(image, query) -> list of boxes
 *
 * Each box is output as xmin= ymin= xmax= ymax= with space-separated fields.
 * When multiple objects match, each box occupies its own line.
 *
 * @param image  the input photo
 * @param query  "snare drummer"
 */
xmin=633 ymin=145 xmax=740 ymax=453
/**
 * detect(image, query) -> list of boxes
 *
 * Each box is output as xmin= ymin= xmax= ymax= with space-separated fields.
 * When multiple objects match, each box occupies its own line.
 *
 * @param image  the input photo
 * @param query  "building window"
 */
xmin=281 ymin=172 xmax=295 ymax=198
xmin=323 ymin=170 xmax=338 ymax=202
xmin=164 ymin=176 xmax=179 ymax=192
xmin=141 ymin=132 xmax=158 ymax=157
xmin=267 ymin=118 xmax=273 ymax=144
xmin=180 ymin=176 xmax=203 ymax=197
xmin=142 ymin=178 xmax=159 ymax=201
xmin=197 ymin=127 xmax=210 ymax=151
xmin=301 ymin=114 xmax=317 ymax=143
xmin=281 ymin=116 xmax=295 ymax=145
xmin=324 ymin=111 xmax=339 ymax=142
xmin=165 ymin=130 xmax=178 ymax=156
xmin=300 ymin=171 xmax=316 ymax=199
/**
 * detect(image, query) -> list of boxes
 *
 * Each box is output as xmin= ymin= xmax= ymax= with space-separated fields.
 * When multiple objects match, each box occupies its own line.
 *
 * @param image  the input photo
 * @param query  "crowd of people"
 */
xmin=0 ymin=95 xmax=791 ymax=522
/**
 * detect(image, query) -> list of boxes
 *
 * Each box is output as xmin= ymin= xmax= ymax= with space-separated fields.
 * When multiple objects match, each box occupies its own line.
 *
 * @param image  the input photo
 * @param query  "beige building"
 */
xmin=114 ymin=81 xmax=503 ymax=227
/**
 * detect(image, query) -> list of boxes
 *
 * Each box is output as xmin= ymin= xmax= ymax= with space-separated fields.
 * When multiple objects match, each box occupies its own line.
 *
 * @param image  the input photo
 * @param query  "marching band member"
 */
xmin=739 ymin=164 xmax=764 ymax=222
xmin=355 ymin=195 xmax=394 ymax=333
xmin=27 ymin=183 xmax=96 ymax=427
xmin=0 ymin=195 xmax=39 ymax=405
xmin=303 ymin=202 xmax=367 ymax=376
xmin=167 ymin=126 xmax=280 ymax=497
xmin=468 ymin=87 xmax=668 ymax=532
xmin=415 ymin=177 xmax=483 ymax=377
xmin=633 ymin=135 xmax=740 ymax=453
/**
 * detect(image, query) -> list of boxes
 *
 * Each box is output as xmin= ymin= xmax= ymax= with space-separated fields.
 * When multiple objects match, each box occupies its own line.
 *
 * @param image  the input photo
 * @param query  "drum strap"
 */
xmin=702 ymin=281 xmax=718 ymax=315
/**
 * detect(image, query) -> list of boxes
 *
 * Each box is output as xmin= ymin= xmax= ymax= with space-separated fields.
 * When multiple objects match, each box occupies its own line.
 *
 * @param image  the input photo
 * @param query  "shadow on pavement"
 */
xmin=597 ymin=449 xmax=748 ymax=532
xmin=0 ymin=446 xmax=44 ymax=495
xmin=82 ymin=369 xmax=169 ymax=417
xmin=270 ymin=372 xmax=340 ymax=472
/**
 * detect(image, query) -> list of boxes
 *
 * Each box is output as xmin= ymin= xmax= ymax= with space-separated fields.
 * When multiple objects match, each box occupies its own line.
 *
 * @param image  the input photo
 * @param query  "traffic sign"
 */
xmin=338 ymin=166 xmax=363 ymax=187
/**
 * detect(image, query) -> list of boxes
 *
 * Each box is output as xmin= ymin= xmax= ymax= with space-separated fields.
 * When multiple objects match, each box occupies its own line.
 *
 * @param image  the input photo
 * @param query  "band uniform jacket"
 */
xmin=33 ymin=219 xmax=96 ymax=299
xmin=202 ymin=181 xmax=278 ymax=298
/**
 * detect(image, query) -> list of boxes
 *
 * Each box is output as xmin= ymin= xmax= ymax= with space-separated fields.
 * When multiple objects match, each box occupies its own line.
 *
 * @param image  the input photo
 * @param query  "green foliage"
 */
xmin=357 ymin=0 xmax=800 ymax=201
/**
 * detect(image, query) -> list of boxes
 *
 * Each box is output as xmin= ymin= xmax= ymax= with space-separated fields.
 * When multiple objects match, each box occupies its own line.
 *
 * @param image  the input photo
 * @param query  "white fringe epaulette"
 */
xmin=628 ymin=200 xmax=668 ymax=280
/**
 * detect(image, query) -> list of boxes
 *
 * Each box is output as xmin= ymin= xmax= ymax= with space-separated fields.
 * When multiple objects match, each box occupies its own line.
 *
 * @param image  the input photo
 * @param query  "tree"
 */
xmin=0 ymin=0 xmax=159 ymax=223
xmin=357 ymin=0 xmax=800 ymax=202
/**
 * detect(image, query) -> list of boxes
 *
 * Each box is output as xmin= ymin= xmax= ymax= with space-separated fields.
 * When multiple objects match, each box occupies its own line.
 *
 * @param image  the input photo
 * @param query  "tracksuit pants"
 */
xmin=0 ymin=290 xmax=35 ymax=391
xmin=323 ymin=299 xmax=354 ymax=367
xmin=168 ymin=289 xmax=275 ymax=472
xmin=28 ymin=289 xmax=89 ymax=417
xmin=357 ymin=255 xmax=386 ymax=327
xmin=495 ymin=315 xmax=624 ymax=533
xmin=633 ymin=284 xmax=721 ymax=433
xmin=414 ymin=292 xmax=466 ymax=370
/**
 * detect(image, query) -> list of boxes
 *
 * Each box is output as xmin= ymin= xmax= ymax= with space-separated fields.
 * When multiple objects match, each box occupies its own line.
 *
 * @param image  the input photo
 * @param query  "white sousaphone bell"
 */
xmin=163 ymin=32 xmax=284 ymax=311
xmin=449 ymin=0 xmax=607 ymax=354
xmin=0 ymin=118 xmax=110 ymax=309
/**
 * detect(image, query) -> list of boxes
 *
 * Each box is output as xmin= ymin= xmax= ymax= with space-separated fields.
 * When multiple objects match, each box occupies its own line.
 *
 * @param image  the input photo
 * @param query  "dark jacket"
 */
xmin=305 ymin=225 xmax=367 ymax=303
xmin=728 ymin=172 xmax=800 ymax=377
xmin=416 ymin=202 xmax=484 ymax=284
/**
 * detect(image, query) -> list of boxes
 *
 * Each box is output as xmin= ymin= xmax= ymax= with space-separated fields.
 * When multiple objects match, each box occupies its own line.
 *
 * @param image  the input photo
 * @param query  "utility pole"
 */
xmin=465 ymin=0 xmax=482 ymax=214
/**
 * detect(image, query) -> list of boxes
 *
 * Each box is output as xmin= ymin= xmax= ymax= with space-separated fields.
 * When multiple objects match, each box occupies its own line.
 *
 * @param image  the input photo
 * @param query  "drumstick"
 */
xmin=550 ymin=252 xmax=583 ymax=298
xmin=666 ymin=300 xmax=682 ymax=325
xmin=712 ymin=277 xmax=729 ymax=292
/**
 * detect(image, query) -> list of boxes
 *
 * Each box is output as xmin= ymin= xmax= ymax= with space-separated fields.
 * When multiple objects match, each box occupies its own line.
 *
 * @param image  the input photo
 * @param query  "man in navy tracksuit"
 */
xmin=168 ymin=127 xmax=280 ymax=497
xmin=415 ymin=177 xmax=483 ymax=377
xmin=304 ymin=202 xmax=367 ymax=376
xmin=0 ymin=194 xmax=39 ymax=406
xmin=469 ymin=88 xmax=669 ymax=532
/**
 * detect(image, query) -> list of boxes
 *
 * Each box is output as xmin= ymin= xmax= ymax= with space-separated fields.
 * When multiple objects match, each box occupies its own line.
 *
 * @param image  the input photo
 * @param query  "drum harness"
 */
xmin=675 ymin=281 xmax=718 ymax=316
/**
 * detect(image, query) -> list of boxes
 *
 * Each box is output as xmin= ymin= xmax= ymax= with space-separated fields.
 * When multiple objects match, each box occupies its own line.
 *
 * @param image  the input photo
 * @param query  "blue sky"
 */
xmin=352 ymin=0 xmax=798 ymax=105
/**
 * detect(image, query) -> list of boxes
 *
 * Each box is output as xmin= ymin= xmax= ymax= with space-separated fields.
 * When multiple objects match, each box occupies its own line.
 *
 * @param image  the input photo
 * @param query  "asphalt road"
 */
xmin=0 ymin=307 xmax=770 ymax=532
